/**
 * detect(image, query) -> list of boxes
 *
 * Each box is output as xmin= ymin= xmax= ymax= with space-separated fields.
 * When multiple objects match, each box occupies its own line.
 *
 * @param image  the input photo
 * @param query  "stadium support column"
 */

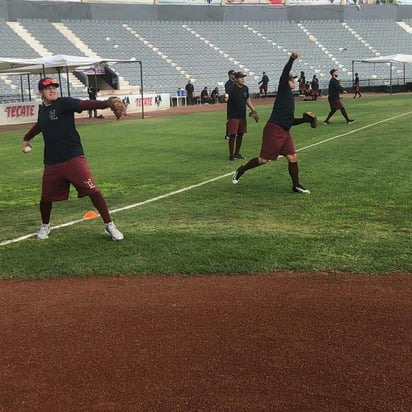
xmin=139 ymin=60 xmax=144 ymax=119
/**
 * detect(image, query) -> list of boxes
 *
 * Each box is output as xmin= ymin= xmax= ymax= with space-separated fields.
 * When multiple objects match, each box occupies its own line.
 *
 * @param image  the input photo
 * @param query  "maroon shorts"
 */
xmin=227 ymin=118 xmax=247 ymax=136
xmin=41 ymin=155 xmax=99 ymax=202
xmin=259 ymin=122 xmax=296 ymax=161
xmin=329 ymin=99 xmax=344 ymax=111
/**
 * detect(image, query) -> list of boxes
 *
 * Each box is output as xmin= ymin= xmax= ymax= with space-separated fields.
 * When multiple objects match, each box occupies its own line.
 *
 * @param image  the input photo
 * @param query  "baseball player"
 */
xmin=258 ymin=71 xmax=270 ymax=96
xmin=224 ymin=72 xmax=258 ymax=161
xmin=224 ymin=69 xmax=236 ymax=141
xmin=353 ymin=73 xmax=362 ymax=98
xmin=22 ymin=77 xmax=125 ymax=241
xmin=323 ymin=69 xmax=356 ymax=125
xmin=232 ymin=52 xmax=316 ymax=194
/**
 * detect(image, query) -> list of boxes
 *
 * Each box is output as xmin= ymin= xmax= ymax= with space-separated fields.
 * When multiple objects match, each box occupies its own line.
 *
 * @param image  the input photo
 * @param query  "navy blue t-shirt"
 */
xmin=328 ymin=77 xmax=343 ymax=102
xmin=227 ymin=85 xmax=249 ymax=119
xmin=38 ymin=97 xmax=83 ymax=165
xmin=268 ymin=57 xmax=295 ymax=131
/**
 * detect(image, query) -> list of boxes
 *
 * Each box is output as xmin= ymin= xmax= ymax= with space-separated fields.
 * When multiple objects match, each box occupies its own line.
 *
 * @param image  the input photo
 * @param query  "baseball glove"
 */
xmin=303 ymin=111 xmax=317 ymax=128
xmin=249 ymin=110 xmax=259 ymax=123
xmin=107 ymin=97 xmax=126 ymax=120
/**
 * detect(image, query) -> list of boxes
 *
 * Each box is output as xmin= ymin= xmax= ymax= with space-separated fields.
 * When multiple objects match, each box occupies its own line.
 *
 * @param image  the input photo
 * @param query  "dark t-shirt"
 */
xmin=224 ymin=79 xmax=234 ymax=93
xmin=38 ymin=97 xmax=83 ymax=165
xmin=328 ymin=77 xmax=343 ymax=102
xmin=185 ymin=83 xmax=194 ymax=94
xmin=88 ymin=87 xmax=97 ymax=100
xmin=227 ymin=85 xmax=249 ymax=119
xmin=311 ymin=78 xmax=319 ymax=90
xmin=268 ymin=57 xmax=295 ymax=130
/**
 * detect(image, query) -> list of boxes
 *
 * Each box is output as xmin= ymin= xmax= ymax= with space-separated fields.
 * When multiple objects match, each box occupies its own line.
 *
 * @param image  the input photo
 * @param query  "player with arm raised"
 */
xmin=232 ymin=52 xmax=316 ymax=194
xmin=22 ymin=77 xmax=125 ymax=241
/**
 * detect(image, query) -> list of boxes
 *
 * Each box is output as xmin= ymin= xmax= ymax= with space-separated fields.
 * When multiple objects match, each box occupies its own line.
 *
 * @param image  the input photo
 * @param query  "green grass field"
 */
xmin=0 ymin=94 xmax=411 ymax=279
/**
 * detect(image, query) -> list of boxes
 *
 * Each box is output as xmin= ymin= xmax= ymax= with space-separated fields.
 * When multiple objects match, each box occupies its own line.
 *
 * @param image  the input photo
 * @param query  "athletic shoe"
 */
xmin=233 ymin=154 xmax=245 ymax=160
xmin=224 ymin=135 xmax=230 ymax=141
xmin=105 ymin=222 xmax=124 ymax=241
xmin=37 ymin=223 xmax=51 ymax=240
xmin=293 ymin=185 xmax=310 ymax=194
xmin=323 ymin=121 xmax=330 ymax=125
xmin=347 ymin=119 xmax=356 ymax=125
xmin=232 ymin=168 xmax=244 ymax=184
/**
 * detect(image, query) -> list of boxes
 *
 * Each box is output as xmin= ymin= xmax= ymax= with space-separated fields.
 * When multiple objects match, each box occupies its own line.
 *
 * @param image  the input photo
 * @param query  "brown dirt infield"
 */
xmin=1 ymin=273 xmax=411 ymax=411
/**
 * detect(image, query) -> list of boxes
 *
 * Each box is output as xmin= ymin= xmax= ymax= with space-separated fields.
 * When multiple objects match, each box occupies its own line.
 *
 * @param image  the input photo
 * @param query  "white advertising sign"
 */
xmin=0 ymin=94 xmax=171 ymax=126
xmin=0 ymin=101 xmax=40 ymax=125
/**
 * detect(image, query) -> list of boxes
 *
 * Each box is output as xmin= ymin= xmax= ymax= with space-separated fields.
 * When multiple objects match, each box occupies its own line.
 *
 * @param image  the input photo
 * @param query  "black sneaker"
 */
xmin=293 ymin=185 xmax=310 ymax=194
xmin=347 ymin=119 xmax=356 ymax=125
xmin=233 ymin=154 xmax=245 ymax=160
xmin=232 ymin=168 xmax=244 ymax=184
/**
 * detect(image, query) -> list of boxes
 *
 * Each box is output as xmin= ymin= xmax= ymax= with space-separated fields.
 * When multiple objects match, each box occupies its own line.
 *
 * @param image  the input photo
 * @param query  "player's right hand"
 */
xmin=22 ymin=141 xmax=32 ymax=153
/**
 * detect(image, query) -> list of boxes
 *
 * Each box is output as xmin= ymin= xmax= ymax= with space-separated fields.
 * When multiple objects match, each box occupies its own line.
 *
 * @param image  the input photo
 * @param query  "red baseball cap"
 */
xmin=38 ymin=78 xmax=59 ymax=91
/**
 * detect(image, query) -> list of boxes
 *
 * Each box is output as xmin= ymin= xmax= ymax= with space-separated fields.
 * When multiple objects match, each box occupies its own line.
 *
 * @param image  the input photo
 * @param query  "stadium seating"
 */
xmin=0 ymin=18 xmax=411 ymax=101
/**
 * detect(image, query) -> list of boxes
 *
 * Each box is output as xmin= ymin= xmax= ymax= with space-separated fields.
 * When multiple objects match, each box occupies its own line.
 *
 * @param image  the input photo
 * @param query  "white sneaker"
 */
xmin=37 ymin=223 xmax=51 ymax=240
xmin=293 ymin=185 xmax=311 ymax=194
xmin=105 ymin=222 xmax=124 ymax=241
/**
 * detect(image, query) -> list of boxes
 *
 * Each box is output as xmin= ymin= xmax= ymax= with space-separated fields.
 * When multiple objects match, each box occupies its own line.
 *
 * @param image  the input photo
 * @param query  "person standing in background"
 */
xmin=258 ymin=71 xmax=270 ymax=96
xmin=225 ymin=72 xmax=258 ymax=161
xmin=323 ymin=69 xmax=356 ymax=125
xmin=224 ymin=69 xmax=236 ymax=140
xmin=87 ymin=85 xmax=99 ymax=118
xmin=298 ymin=71 xmax=306 ymax=96
xmin=353 ymin=73 xmax=362 ymax=98
xmin=185 ymin=80 xmax=195 ymax=105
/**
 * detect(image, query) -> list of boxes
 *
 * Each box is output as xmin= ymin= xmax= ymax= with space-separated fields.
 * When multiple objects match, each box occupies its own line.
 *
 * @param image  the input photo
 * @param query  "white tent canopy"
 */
xmin=0 ymin=54 xmax=136 ymax=75
xmin=352 ymin=54 xmax=412 ymax=93
xmin=356 ymin=54 xmax=412 ymax=64
xmin=0 ymin=54 xmax=144 ymax=117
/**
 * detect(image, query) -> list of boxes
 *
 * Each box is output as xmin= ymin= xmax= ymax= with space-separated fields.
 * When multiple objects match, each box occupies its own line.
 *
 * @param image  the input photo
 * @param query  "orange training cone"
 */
xmin=83 ymin=211 xmax=100 ymax=219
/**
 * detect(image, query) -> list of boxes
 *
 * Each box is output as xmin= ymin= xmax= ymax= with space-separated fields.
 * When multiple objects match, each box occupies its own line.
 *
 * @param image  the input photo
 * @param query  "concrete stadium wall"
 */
xmin=1 ymin=0 xmax=412 ymax=22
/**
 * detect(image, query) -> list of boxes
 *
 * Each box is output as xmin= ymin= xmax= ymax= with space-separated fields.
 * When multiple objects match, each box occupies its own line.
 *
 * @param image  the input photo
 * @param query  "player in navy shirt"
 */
xmin=22 ymin=78 xmax=124 ymax=241
xmin=323 ymin=69 xmax=355 ymax=125
xmin=232 ymin=52 xmax=314 ymax=194
xmin=224 ymin=72 xmax=257 ymax=161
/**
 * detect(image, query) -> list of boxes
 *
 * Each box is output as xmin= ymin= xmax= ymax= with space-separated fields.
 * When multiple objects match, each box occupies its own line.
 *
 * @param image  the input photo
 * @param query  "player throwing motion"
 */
xmin=232 ymin=52 xmax=316 ymax=194
xmin=22 ymin=77 xmax=125 ymax=241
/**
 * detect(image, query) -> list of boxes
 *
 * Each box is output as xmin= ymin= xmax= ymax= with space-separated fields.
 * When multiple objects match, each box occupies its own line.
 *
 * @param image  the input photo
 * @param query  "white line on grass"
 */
xmin=297 ymin=111 xmax=412 ymax=152
xmin=2 ymin=111 xmax=411 ymax=246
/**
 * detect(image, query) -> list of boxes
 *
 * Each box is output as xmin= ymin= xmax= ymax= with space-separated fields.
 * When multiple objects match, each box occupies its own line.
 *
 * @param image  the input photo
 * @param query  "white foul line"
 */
xmin=1 ymin=111 xmax=411 ymax=247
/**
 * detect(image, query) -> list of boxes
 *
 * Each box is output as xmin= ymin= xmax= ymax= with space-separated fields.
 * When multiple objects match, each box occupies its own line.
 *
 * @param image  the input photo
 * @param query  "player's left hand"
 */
xmin=107 ymin=97 xmax=127 ymax=120
xmin=303 ymin=111 xmax=317 ymax=128
xmin=249 ymin=110 xmax=259 ymax=123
